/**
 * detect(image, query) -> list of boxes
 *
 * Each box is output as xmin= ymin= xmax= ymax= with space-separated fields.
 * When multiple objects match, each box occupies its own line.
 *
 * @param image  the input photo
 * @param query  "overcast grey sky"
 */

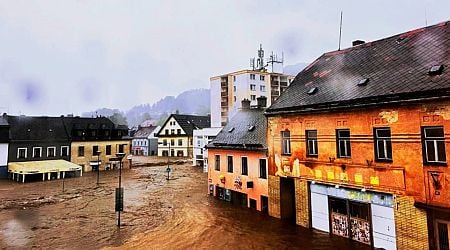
xmin=0 ymin=0 xmax=449 ymax=116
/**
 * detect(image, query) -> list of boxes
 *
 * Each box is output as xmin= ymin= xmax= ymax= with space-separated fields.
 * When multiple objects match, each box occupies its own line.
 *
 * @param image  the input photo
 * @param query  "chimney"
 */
xmin=241 ymin=99 xmax=251 ymax=110
xmin=256 ymin=96 xmax=267 ymax=108
xmin=352 ymin=40 xmax=365 ymax=46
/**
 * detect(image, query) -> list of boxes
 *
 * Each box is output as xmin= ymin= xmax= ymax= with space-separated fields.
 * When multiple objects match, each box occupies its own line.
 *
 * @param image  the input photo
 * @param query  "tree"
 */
xmin=109 ymin=112 xmax=128 ymax=126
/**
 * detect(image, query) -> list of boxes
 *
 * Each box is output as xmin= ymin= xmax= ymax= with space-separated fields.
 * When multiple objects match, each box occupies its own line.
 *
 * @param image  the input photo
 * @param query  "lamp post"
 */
xmin=115 ymin=152 xmax=125 ymax=227
xmin=96 ymin=150 xmax=101 ymax=185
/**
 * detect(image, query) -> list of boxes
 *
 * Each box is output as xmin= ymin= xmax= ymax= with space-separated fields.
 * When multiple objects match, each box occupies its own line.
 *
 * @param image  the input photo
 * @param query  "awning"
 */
xmin=8 ymin=160 xmax=82 ymax=174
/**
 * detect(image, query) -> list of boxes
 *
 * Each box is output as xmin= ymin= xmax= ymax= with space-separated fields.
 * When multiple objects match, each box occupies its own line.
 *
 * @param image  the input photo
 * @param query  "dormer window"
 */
xmin=307 ymin=87 xmax=318 ymax=95
xmin=429 ymin=65 xmax=444 ymax=76
xmin=228 ymin=127 xmax=235 ymax=133
xmin=248 ymin=125 xmax=255 ymax=131
xmin=358 ymin=78 xmax=369 ymax=86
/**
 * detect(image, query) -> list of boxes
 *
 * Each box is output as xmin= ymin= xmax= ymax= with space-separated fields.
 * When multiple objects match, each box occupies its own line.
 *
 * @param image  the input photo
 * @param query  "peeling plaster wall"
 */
xmin=267 ymin=99 xmax=450 ymax=208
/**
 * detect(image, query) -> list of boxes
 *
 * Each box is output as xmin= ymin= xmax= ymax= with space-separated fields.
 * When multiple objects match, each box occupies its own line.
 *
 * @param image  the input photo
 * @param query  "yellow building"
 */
xmin=71 ymin=140 xmax=131 ymax=172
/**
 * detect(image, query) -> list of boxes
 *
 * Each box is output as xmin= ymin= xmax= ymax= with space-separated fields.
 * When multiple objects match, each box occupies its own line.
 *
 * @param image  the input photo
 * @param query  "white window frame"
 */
xmin=260 ymin=85 xmax=266 ymax=92
xmin=260 ymin=75 xmax=265 ymax=81
xmin=281 ymin=130 xmax=291 ymax=155
xmin=17 ymin=147 xmax=27 ymax=159
xmin=259 ymin=158 xmax=268 ymax=179
xmin=250 ymin=95 xmax=256 ymax=101
xmin=337 ymin=129 xmax=351 ymax=158
xmin=241 ymin=156 xmax=248 ymax=176
xmin=227 ymin=155 xmax=234 ymax=173
xmin=33 ymin=147 xmax=42 ymax=158
xmin=423 ymin=126 xmax=446 ymax=164
xmin=47 ymin=146 xmax=56 ymax=157
xmin=214 ymin=154 xmax=220 ymax=171
xmin=306 ymin=130 xmax=318 ymax=157
xmin=60 ymin=146 xmax=69 ymax=157
xmin=374 ymin=128 xmax=392 ymax=161
xmin=250 ymin=74 xmax=255 ymax=80
xmin=250 ymin=84 xmax=256 ymax=91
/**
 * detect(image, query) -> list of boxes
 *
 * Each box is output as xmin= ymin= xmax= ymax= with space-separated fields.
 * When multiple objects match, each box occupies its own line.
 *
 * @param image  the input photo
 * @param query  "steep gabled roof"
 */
xmin=7 ymin=116 xmax=69 ymax=142
xmin=133 ymin=126 xmax=158 ymax=138
xmin=207 ymin=108 xmax=266 ymax=150
xmin=267 ymin=21 xmax=450 ymax=115
xmin=157 ymin=114 xmax=210 ymax=136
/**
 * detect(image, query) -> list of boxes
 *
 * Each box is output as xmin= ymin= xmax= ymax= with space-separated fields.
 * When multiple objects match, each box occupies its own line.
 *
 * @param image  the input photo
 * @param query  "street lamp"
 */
xmin=115 ymin=152 xmax=126 ymax=227
xmin=96 ymin=150 xmax=101 ymax=185
xmin=158 ymin=142 xmax=171 ymax=180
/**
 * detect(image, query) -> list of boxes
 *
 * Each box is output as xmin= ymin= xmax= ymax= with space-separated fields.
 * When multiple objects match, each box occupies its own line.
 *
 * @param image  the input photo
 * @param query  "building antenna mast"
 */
xmin=338 ymin=11 xmax=343 ymax=51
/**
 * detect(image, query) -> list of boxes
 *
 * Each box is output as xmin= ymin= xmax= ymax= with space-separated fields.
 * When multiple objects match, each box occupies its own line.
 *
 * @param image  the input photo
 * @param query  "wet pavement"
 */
xmin=0 ymin=157 xmax=369 ymax=249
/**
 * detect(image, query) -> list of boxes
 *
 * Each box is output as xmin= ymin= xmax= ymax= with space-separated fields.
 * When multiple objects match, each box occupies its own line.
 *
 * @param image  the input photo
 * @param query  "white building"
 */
xmin=192 ymin=127 xmax=222 ymax=172
xmin=0 ymin=115 xmax=8 ymax=178
xmin=131 ymin=125 xmax=160 ymax=156
xmin=210 ymin=45 xmax=294 ymax=127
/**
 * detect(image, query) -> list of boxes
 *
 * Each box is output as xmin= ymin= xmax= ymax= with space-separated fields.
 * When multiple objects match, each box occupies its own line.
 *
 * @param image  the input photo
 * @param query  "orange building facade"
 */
xmin=207 ymin=148 xmax=268 ymax=212
xmin=267 ymin=100 xmax=450 ymax=249
xmin=265 ymin=21 xmax=450 ymax=249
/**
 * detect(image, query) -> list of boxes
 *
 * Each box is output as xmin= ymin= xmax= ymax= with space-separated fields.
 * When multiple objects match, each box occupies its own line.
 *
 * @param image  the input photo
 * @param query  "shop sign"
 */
xmin=234 ymin=176 xmax=242 ymax=190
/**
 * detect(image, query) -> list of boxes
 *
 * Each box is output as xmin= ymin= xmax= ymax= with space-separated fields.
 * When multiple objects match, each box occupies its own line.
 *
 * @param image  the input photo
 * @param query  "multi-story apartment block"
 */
xmin=157 ymin=114 xmax=210 ymax=157
xmin=265 ymin=21 xmax=450 ymax=249
xmin=207 ymin=98 xmax=269 ymax=212
xmin=210 ymin=45 xmax=294 ymax=127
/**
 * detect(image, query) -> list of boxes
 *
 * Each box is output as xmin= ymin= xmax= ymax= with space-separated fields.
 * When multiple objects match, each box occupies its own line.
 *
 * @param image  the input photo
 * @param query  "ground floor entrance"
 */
xmin=310 ymin=183 xmax=396 ymax=249
xmin=280 ymin=177 xmax=296 ymax=223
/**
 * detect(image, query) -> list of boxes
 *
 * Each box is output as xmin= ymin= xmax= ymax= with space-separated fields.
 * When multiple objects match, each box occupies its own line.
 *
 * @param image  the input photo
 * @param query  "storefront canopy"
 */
xmin=8 ymin=160 xmax=82 ymax=174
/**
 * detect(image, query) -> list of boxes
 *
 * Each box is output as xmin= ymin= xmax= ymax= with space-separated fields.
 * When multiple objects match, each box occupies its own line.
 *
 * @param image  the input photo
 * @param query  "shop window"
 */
xmin=162 ymin=150 xmax=168 ymax=157
xmin=106 ymin=145 xmax=111 ymax=155
xmin=259 ymin=158 xmax=267 ymax=179
xmin=306 ymin=130 xmax=318 ymax=157
xmin=170 ymin=149 xmax=174 ymax=157
xmin=374 ymin=128 xmax=392 ymax=161
xmin=227 ymin=156 xmax=233 ymax=173
xmin=241 ymin=157 xmax=248 ymax=175
xmin=33 ymin=147 xmax=42 ymax=158
xmin=422 ymin=126 xmax=446 ymax=165
xmin=47 ymin=147 xmax=56 ymax=157
xmin=336 ymin=129 xmax=351 ymax=158
xmin=281 ymin=130 xmax=291 ymax=155
xmin=78 ymin=146 xmax=84 ymax=157
xmin=17 ymin=148 xmax=27 ymax=159
xmin=215 ymin=155 xmax=220 ymax=171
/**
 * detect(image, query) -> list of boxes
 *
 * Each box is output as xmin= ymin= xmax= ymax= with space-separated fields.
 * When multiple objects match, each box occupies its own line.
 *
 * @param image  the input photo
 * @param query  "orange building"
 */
xmin=265 ymin=21 xmax=450 ymax=249
xmin=207 ymin=99 xmax=269 ymax=212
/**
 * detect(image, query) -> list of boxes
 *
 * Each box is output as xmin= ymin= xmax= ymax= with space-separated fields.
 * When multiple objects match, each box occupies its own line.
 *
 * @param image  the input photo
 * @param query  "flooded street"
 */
xmin=0 ymin=157 xmax=368 ymax=249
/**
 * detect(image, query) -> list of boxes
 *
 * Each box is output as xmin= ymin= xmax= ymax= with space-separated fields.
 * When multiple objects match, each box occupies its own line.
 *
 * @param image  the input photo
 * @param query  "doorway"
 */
xmin=436 ymin=220 xmax=450 ymax=250
xmin=280 ymin=177 xmax=296 ymax=222
xmin=261 ymin=196 xmax=269 ymax=214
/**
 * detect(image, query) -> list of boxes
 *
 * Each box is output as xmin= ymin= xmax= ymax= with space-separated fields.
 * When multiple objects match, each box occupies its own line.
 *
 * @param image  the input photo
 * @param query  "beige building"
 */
xmin=71 ymin=140 xmax=131 ymax=172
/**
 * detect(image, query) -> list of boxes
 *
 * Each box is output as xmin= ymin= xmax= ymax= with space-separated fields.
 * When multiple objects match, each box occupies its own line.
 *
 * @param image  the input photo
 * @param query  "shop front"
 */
xmin=310 ymin=183 xmax=396 ymax=249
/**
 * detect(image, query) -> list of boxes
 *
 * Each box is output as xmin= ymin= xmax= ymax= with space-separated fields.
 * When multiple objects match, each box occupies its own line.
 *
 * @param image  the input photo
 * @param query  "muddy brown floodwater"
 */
xmin=0 ymin=157 xmax=369 ymax=250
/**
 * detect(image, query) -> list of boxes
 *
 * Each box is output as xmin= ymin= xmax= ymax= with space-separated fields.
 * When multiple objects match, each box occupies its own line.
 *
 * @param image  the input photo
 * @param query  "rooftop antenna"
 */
xmin=338 ymin=11 xmax=343 ymax=51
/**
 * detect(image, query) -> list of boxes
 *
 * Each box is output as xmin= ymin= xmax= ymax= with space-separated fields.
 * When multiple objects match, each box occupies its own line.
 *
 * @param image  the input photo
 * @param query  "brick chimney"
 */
xmin=241 ymin=99 xmax=251 ymax=110
xmin=256 ymin=96 xmax=267 ymax=108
